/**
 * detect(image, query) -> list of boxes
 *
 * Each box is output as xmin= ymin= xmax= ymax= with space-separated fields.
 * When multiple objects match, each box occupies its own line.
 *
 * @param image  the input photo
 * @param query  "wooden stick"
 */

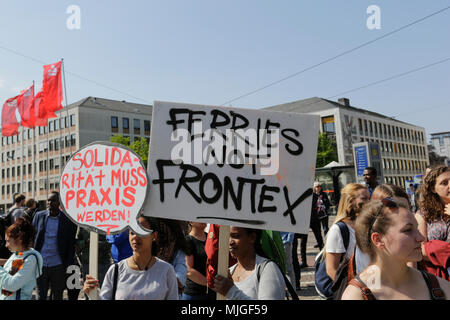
xmin=87 ymin=231 xmax=99 ymax=300
xmin=216 ymin=224 xmax=230 ymax=300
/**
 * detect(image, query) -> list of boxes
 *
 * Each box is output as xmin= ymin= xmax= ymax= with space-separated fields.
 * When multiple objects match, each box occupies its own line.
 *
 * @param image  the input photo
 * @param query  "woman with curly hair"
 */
xmin=0 ymin=217 xmax=43 ymax=300
xmin=415 ymin=165 xmax=450 ymax=278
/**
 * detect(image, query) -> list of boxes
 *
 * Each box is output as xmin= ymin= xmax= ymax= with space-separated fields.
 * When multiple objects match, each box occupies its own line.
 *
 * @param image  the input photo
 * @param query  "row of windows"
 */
xmin=1 ymin=135 xmax=76 ymax=163
xmin=357 ymin=118 xmax=424 ymax=144
xmin=359 ymin=137 xmax=427 ymax=157
xmin=1 ymin=181 xmax=60 ymax=196
xmin=111 ymin=117 xmax=151 ymax=134
xmin=1 ymin=115 xmax=76 ymax=146
xmin=1 ymin=154 xmax=72 ymax=180
xmin=382 ymin=158 xmax=427 ymax=172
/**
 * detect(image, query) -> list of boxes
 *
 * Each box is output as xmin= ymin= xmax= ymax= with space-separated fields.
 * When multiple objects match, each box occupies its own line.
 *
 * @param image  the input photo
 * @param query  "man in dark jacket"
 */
xmin=299 ymin=182 xmax=330 ymax=268
xmin=33 ymin=191 xmax=77 ymax=300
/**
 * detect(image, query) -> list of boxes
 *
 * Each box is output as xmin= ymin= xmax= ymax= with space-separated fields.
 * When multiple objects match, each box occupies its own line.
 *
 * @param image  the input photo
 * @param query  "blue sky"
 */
xmin=1 ymin=0 xmax=449 ymax=139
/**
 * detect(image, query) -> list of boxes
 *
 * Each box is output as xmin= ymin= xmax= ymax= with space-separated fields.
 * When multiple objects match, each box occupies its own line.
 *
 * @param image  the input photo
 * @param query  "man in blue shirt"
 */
xmin=33 ymin=191 xmax=77 ymax=300
xmin=363 ymin=167 xmax=378 ymax=197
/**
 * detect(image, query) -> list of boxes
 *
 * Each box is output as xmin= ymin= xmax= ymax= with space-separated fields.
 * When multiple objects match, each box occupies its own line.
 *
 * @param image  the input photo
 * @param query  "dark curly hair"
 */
xmin=418 ymin=165 xmax=450 ymax=223
xmin=5 ymin=217 xmax=36 ymax=249
xmin=142 ymin=217 xmax=188 ymax=262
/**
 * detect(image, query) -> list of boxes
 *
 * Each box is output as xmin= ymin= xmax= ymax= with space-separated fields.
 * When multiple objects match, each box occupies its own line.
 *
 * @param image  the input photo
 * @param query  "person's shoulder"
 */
xmin=341 ymin=281 xmax=365 ymax=300
xmin=33 ymin=210 xmax=48 ymax=219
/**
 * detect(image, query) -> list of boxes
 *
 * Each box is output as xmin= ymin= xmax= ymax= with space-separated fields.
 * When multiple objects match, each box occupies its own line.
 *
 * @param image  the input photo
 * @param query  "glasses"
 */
xmin=367 ymin=197 xmax=398 ymax=238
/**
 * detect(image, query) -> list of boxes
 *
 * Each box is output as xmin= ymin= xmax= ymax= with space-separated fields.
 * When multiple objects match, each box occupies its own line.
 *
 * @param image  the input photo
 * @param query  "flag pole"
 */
xmin=61 ymin=58 xmax=72 ymax=157
xmin=32 ymin=81 xmax=36 ymax=199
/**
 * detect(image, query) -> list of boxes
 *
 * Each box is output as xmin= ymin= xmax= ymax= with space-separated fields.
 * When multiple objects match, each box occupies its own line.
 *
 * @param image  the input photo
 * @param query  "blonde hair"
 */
xmin=323 ymin=183 xmax=367 ymax=259
xmin=334 ymin=183 xmax=368 ymax=224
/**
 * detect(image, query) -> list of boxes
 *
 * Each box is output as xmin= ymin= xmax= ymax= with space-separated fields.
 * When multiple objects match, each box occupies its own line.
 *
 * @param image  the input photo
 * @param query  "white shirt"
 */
xmin=325 ymin=222 xmax=356 ymax=260
xmin=100 ymin=258 xmax=179 ymax=300
xmin=226 ymin=255 xmax=285 ymax=300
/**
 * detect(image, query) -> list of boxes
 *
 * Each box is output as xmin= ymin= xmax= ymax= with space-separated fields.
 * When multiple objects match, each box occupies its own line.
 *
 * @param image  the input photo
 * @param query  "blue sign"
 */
xmin=354 ymin=145 xmax=368 ymax=177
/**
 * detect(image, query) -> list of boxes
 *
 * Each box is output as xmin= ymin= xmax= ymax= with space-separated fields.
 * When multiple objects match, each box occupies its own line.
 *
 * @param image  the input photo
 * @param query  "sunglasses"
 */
xmin=367 ymin=197 xmax=398 ymax=238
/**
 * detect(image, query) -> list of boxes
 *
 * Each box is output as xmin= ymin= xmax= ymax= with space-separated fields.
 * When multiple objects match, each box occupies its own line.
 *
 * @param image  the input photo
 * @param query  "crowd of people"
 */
xmin=0 ymin=164 xmax=449 ymax=300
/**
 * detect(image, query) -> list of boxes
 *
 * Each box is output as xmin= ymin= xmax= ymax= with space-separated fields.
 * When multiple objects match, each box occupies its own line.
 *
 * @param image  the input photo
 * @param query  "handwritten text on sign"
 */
xmin=143 ymin=101 xmax=320 ymax=234
xmin=60 ymin=142 xmax=150 ymax=235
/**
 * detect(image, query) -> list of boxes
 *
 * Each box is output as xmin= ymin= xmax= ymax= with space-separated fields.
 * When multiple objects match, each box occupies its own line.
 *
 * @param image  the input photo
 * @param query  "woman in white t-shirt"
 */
xmin=325 ymin=184 xmax=370 ymax=281
xmin=212 ymin=227 xmax=286 ymax=300
xmin=83 ymin=216 xmax=179 ymax=300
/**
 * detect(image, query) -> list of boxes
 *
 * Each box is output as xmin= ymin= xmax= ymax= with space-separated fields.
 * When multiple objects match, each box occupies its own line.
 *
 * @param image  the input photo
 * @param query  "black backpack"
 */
xmin=314 ymin=221 xmax=350 ymax=299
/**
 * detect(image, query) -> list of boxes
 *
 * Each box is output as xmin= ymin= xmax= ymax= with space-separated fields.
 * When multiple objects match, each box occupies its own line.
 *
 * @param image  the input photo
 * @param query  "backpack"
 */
xmin=259 ymin=230 xmax=299 ymax=300
xmin=260 ymin=230 xmax=286 ymax=274
xmin=1 ymin=252 xmax=41 ymax=300
xmin=314 ymin=221 xmax=350 ymax=299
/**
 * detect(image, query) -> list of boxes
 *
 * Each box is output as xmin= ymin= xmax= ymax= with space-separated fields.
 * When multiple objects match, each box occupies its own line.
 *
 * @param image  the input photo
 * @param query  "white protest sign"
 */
xmin=143 ymin=101 xmax=320 ymax=234
xmin=59 ymin=142 xmax=151 ymax=236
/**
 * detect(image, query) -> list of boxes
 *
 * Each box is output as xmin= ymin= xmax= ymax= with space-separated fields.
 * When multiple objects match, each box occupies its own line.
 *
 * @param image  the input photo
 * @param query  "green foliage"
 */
xmin=316 ymin=132 xmax=338 ymax=168
xmin=110 ymin=134 xmax=149 ymax=168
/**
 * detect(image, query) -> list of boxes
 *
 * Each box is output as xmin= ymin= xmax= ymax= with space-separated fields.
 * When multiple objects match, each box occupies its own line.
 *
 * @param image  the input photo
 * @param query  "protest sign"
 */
xmin=143 ymin=101 xmax=320 ymax=234
xmin=59 ymin=141 xmax=150 ymax=236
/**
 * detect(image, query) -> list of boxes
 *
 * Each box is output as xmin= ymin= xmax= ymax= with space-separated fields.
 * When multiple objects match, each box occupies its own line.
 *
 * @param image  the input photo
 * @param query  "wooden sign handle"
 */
xmin=87 ymin=231 xmax=99 ymax=300
xmin=216 ymin=225 xmax=230 ymax=300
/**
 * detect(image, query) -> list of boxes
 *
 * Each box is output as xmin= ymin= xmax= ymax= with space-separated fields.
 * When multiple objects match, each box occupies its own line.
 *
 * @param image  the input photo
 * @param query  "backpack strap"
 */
xmin=14 ymin=252 xmax=40 ymax=300
xmin=112 ymin=263 xmax=119 ymax=300
xmin=257 ymin=259 xmax=299 ymax=300
xmin=421 ymin=271 xmax=446 ymax=300
xmin=336 ymin=221 xmax=350 ymax=251
xmin=348 ymin=276 xmax=376 ymax=300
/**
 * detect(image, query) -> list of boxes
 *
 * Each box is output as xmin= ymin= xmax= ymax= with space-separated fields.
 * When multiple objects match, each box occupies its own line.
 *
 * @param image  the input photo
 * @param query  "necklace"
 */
xmin=132 ymin=255 xmax=154 ymax=271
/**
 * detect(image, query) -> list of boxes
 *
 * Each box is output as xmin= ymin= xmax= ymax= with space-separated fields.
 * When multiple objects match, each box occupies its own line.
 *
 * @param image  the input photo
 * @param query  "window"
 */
xmin=123 ymin=117 xmax=130 ymax=134
xmin=71 ymin=134 xmax=76 ymax=147
xmin=65 ymin=136 xmax=70 ymax=148
xmin=49 ymin=121 xmax=54 ymax=132
xmin=123 ymin=118 xmax=129 ymax=129
xmin=321 ymin=116 xmax=335 ymax=133
xmin=111 ymin=116 xmax=118 ymax=129
xmin=144 ymin=120 xmax=151 ymax=134
xmin=134 ymin=119 xmax=140 ymax=134
xmin=55 ymin=119 xmax=59 ymax=131
xmin=60 ymin=117 xmax=65 ymax=129
xmin=70 ymin=114 xmax=76 ymax=126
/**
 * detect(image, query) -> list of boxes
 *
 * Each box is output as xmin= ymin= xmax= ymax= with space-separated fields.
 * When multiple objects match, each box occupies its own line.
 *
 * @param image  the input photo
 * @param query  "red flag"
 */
xmin=17 ymin=84 xmax=36 ymax=128
xmin=32 ymin=90 xmax=49 ymax=127
xmin=1 ymin=96 xmax=20 ymax=136
xmin=41 ymin=61 xmax=63 ymax=115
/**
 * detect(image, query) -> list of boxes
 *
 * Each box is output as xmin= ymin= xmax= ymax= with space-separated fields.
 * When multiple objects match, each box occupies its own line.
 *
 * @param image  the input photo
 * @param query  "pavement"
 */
xmin=295 ymin=215 xmax=335 ymax=300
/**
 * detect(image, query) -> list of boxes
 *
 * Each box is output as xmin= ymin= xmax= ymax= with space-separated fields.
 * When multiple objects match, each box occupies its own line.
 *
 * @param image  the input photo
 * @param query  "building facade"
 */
xmin=430 ymin=131 xmax=450 ymax=160
xmin=266 ymin=97 xmax=429 ymax=188
xmin=0 ymin=97 xmax=152 ymax=213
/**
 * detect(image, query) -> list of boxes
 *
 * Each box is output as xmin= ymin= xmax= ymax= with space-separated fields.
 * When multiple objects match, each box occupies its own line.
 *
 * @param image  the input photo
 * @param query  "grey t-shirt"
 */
xmin=99 ymin=257 xmax=179 ymax=300
xmin=226 ymin=254 xmax=286 ymax=300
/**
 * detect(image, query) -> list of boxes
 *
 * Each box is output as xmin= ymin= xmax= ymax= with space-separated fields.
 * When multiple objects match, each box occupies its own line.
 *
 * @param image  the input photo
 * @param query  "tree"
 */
xmin=427 ymin=143 xmax=447 ymax=166
xmin=316 ymin=132 xmax=338 ymax=168
xmin=110 ymin=134 xmax=149 ymax=168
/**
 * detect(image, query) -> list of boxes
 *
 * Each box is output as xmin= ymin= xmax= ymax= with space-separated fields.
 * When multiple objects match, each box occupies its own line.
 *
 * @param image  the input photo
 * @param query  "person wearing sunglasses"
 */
xmin=355 ymin=184 xmax=414 ymax=273
xmin=342 ymin=198 xmax=450 ymax=300
xmin=83 ymin=216 xmax=179 ymax=300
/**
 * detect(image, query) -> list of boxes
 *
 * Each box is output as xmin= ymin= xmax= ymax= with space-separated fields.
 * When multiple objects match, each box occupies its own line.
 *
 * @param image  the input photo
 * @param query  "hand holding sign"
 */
xmin=60 ymin=142 xmax=150 ymax=236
